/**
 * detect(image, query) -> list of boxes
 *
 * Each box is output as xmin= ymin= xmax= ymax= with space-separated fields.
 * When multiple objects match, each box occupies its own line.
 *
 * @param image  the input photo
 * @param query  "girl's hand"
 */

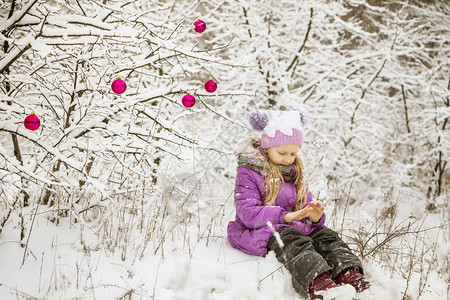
xmin=308 ymin=201 xmax=324 ymax=223
xmin=284 ymin=205 xmax=312 ymax=223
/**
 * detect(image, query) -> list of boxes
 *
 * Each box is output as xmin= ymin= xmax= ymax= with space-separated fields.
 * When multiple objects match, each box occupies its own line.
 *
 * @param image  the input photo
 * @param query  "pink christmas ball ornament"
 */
xmin=24 ymin=112 xmax=41 ymax=131
xmin=111 ymin=78 xmax=127 ymax=94
xmin=194 ymin=19 xmax=206 ymax=33
xmin=205 ymin=79 xmax=217 ymax=93
xmin=182 ymin=93 xmax=196 ymax=108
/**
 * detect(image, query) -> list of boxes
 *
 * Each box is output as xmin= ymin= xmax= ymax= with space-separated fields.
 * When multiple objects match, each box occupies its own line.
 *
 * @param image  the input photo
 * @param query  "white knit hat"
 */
xmin=249 ymin=108 xmax=309 ymax=149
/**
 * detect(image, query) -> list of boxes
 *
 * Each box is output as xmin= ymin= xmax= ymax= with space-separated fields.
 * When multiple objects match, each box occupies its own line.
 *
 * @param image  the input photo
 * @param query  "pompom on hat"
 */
xmin=249 ymin=107 xmax=309 ymax=149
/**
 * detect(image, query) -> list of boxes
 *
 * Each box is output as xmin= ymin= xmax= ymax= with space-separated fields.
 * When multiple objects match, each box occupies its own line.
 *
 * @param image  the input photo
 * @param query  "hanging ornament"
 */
xmin=111 ymin=77 xmax=127 ymax=94
xmin=194 ymin=19 xmax=206 ymax=33
xmin=205 ymin=79 xmax=217 ymax=93
xmin=24 ymin=111 xmax=40 ymax=131
xmin=182 ymin=93 xmax=196 ymax=108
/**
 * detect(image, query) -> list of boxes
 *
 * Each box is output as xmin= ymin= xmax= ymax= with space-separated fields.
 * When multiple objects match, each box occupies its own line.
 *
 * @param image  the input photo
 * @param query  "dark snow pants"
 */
xmin=267 ymin=227 xmax=363 ymax=297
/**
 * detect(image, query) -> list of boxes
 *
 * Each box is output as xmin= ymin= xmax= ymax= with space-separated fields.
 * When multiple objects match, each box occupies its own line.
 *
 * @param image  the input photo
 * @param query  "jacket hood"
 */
xmin=235 ymin=138 xmax=264 ymax=158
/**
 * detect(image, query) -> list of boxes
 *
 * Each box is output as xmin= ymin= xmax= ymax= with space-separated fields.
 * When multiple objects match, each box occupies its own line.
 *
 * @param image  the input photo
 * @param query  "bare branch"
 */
xmin=0 ymin=0 xmax=39 ymax=32
xmin=286 ymin=7 xmax=313 ymax=73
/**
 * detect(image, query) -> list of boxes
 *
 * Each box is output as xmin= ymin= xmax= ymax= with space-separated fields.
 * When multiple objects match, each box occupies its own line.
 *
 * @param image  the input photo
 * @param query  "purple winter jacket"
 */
xmin=227 ymin=166 xmax=326 ymax=256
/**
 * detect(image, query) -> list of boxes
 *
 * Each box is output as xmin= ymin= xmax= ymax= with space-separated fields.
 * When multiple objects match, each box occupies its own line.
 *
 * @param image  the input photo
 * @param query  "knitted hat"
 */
xmin=249 ymin=107 xmax=309 ymax=149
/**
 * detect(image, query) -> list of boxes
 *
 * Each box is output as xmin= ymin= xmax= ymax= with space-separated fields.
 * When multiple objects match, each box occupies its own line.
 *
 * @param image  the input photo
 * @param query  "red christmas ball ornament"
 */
xmin=182 ymin=93 xmax=196 ymax=108
xmin=205 ymin=79 xmax=217 ymax=93
xmin=194 ymin=19 xmax=206 ymax=33
xmin=111 ymin=78 xmax=127 ymax=94
xmin=24 ymin=111 xmax=40 ymax=131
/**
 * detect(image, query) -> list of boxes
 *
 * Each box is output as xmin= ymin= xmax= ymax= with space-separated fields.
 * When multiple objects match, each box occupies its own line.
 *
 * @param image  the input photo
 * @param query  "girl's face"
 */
xmin=266 ymin=144 xmax=300 ymax=166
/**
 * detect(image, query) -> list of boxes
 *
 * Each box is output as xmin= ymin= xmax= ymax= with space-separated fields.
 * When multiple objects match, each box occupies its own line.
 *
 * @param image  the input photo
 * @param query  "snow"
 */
xmin=2 ymin=205 xmax=438 ymax=300
xmin=318 ymin=284 xmax=356 ymax=300
xmin=30 ymin=39 xmax=52 ymax=58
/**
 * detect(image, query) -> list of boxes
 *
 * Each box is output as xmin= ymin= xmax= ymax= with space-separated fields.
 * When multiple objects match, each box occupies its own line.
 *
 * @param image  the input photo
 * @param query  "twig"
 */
xmin=350 ymin=58 xmax=387 ymax=125
xmin=198 ymin=96 xmax=248 ymax=130
xmin=0 ymin=208 xmax=12 ymax=235
xmin=286 ymin=7 xmax=313 ymax=73
xmin=75 ymin=0 xmax=87 ymax=16
xmin=350 ymin=27 xmax=399 ymax=126
xmin=0 ymin=283 xmax=39 ymax=300
xmin=21 ymin=202 xmax=41 ymax=266
xmin=401 ymin=85 xmax=411 ymax=133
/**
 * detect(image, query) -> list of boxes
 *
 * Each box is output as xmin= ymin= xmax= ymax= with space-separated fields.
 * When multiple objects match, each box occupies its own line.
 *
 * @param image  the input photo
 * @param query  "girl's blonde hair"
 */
xmin=248 ymin=138 xmax=306 ymax=211
xmin=247 ymin=138 xmax=307 ymax=210
xmin=263 ymin=155 xmax=307 ymax=211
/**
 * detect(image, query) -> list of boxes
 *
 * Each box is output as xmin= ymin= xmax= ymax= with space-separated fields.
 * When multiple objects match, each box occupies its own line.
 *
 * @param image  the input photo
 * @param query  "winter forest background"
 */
xmin=0 ymin=0 xmax=448 ymax=299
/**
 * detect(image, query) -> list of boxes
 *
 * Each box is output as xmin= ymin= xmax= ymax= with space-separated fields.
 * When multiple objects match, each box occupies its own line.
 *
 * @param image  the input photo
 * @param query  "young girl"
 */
xmin=227 ymin=109 xmax=370 ymax=299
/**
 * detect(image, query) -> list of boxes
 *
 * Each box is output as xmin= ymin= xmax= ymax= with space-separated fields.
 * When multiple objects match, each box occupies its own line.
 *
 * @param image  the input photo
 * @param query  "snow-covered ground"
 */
xmin=0 ymin=184 xmax=447 ymax=299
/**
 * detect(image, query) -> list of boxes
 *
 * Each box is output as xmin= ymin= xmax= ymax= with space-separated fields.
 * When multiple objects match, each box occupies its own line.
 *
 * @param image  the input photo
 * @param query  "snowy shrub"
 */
xmin=0 ymin=0 xmax=243 ymax=254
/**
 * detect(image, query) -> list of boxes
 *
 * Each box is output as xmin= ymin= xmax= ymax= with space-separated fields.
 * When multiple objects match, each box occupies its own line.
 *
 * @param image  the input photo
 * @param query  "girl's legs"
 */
xmin=309 ymin=227 xmax=370 ymax=292
xmin=267 ymin=227 xmax=331 ymax=297
xmin=308 ymin=227 xmax=364 ymax=279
